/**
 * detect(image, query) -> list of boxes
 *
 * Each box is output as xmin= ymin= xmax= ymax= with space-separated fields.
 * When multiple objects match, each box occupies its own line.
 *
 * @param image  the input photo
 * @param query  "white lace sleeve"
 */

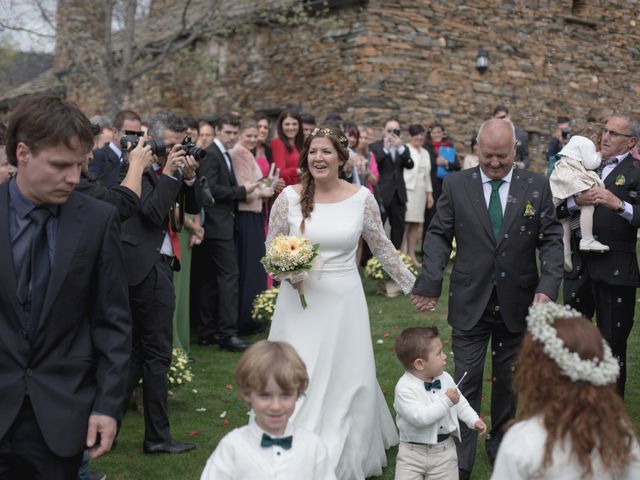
xmin=362 ymin=190 xmax=416 ymax=294
xmin=266 ymin=189 xmax=290 ymax=247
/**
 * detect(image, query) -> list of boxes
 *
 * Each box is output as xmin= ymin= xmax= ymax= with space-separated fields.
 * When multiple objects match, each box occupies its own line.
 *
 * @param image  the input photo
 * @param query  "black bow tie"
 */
xmin=424 ymin=379 xmax=442 ymax=391
xmin=260 ymin=433 xmax=293 ymax=450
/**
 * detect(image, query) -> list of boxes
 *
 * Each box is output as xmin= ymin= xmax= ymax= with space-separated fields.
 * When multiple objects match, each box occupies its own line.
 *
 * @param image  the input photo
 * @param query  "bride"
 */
xmin=266 ymin=127 xmax=415 ymax=479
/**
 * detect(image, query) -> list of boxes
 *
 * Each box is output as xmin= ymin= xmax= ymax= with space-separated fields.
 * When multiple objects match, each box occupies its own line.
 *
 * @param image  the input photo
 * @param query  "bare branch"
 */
xmin=32 ymin=0 xmax=55 ymax=31
xmin=0 ymin=19 xmax=54 ymax=38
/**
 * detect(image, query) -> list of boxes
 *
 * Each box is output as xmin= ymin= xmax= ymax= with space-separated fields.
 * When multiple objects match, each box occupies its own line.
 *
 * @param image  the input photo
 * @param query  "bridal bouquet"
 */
xmin=261 ymin=235 xmax=319 ymax=309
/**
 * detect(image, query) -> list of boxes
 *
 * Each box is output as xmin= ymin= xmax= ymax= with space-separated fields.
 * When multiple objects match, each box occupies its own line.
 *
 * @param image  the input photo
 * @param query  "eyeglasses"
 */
xmin=601 ymin=127 xmax=635 ymax=138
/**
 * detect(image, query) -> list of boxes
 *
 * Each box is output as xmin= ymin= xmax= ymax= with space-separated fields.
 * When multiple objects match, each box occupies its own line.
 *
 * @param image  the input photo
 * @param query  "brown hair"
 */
xmin=112 ymin=110 xmax=141 ymax=131
xmin=235 ymin=340 xmax=309 ymax=400
xmin=577 ymin=123 xmax=603 ymax=151
xmin=394 ymin=327 xmax=440 ymax=370
xmin=514 ymin=316 xmax=636 ymax=476
xmin=6 ymin=95 xmax=94 ymax=167
xmin=297 ymin=126 xmax=349 ymax=233
xmin=276 ymin=108 xmax=304 ymax=152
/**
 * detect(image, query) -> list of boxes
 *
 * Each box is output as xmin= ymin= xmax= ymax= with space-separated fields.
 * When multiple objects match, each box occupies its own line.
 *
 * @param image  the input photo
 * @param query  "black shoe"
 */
xmin=219 ymin=335 xmax=250 ymax=352
xmin=198 ymin=336 xmax=218 ymax=346
xmin=459 ymin=469 xmax=471 ymax=480
xmin=88 ymin=471 xmax=107 ymax=480
xmin=143 ymin=438 xmax=196 ymax=455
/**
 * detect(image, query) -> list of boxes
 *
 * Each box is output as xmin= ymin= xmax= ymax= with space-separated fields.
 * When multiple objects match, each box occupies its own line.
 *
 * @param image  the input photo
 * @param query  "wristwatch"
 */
xmin=616 ymin=200 xmax=626 ymax=213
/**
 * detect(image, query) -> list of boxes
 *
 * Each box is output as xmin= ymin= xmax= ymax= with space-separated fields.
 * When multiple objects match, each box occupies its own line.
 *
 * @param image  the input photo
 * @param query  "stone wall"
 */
xmin=60 ymin=0 xmax=640 ymax=170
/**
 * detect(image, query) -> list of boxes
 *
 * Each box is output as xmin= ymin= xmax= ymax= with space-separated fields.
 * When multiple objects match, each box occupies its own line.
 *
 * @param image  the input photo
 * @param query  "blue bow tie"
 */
xmin=424 ymin=379 xmax=441 ymax=391
xmin=261 ymin=433 xmax=293 ymax=450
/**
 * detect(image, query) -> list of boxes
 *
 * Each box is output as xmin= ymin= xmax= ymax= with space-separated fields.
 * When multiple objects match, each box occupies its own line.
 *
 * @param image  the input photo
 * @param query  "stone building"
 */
xmin=2 ymin=0 xmax=639 ymax=169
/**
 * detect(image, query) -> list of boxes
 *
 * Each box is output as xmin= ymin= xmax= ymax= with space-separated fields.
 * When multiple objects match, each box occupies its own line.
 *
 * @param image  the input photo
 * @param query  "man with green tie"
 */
xmin=411 ymin=118 xmax=564 ymax=480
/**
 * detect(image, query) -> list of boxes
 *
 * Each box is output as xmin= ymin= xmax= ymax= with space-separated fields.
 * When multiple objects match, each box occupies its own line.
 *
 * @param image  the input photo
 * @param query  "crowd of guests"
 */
xmin=2 ymin=92 xmax=640 ymax=480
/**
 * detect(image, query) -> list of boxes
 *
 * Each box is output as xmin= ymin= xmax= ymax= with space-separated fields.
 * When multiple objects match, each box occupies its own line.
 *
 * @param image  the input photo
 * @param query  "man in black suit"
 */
xmin=369 ymin=118 xmax=414 ymax=248
xmin=412 ymin=119 xmax=563 ymax=479
xmin=196 ymin=113 xmax=259 ymax=351
xmin=89 ymin=110 xmax=143 ymax=188
xmin=563 ymin=112 xmax=640 ymax=396
xmin=120 ymin=112 xmax=199 ymax=454
xmin=0 ymin=95 xmax=131 ymax=478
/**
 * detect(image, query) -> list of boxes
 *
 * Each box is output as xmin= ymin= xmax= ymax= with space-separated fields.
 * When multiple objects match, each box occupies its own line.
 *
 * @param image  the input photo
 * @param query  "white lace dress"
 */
xmin=267 ymin=185 xmax=415 ymax=480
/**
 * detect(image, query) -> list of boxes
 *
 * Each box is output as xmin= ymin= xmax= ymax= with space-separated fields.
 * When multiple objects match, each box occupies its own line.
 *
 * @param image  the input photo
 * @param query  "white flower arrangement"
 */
xmin=526 ymin=302 xmax=619 ymax=386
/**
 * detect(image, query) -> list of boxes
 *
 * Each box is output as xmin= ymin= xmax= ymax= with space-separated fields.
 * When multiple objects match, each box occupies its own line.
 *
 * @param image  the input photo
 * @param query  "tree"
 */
xmin=0 ymin=0 xmax=336 ymax=116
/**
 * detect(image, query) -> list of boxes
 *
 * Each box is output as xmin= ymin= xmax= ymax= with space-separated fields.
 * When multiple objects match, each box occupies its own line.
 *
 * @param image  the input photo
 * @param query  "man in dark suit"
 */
xmin=369 ymin=118 xmax=414 ymax=248
xmin=196 ymin=113 xmax=259 ymax=351
xmin=0 ymin=95 xmax=131 ymax=478
xmin=88 ymin=110 xmax=143 ymax=188
xmin=563 ymin=113 xmax=640 ymax=396
xmin=120 ymin=112 xmax=199 ymax=454
xmin=412 ymin=119 xmax=563 ymax=479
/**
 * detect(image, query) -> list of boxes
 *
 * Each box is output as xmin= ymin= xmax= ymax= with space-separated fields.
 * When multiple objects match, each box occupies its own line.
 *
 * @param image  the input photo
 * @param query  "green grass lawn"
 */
xmin=93 ymin=272 xmax=640 ymax=479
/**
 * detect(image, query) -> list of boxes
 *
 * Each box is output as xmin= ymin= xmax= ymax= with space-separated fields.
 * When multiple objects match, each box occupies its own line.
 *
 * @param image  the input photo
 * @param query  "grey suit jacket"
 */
xmin=413 ymin=166 xmax=563 ymax=333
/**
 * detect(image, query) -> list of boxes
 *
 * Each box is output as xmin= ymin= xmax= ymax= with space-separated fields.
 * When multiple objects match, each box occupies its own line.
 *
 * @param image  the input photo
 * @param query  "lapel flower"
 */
xmin=523 ymin=200 xmax=536 ymax=217
xmin=615 ymin=174 xmax=626 ymax=186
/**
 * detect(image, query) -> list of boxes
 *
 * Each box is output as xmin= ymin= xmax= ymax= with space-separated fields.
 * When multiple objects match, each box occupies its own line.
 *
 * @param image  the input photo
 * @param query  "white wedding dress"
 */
xmin=267 ymin=185 xmax=415 ymax=479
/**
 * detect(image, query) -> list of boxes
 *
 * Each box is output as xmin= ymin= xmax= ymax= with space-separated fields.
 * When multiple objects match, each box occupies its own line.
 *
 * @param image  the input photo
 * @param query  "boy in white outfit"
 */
xmin=394 ymin=327 xmax=487 ymax=480
xmin=200 ymin=340 xmax=336 ymax=480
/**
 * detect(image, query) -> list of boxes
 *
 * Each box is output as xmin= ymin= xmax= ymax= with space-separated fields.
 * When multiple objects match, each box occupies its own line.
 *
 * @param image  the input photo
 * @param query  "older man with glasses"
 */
xmin=562 ymin=112 xmax=640 ymax=396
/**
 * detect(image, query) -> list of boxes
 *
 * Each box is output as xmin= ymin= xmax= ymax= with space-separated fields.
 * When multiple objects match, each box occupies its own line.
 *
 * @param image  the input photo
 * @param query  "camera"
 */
xmin=120 ymin=134 xmax=165 ymax=157
xmin=181 ymin=137 xmax=207 ymax=161
xmin=561 ymin=128 xmax=572 ymax=141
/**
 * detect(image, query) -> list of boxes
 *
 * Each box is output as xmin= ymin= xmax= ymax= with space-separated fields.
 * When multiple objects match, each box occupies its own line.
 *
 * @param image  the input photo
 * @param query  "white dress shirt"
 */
xmin=394 ymin=371 xmax=480 ymax=445
xmin=200 ymin=417 xmax=336 ymax=480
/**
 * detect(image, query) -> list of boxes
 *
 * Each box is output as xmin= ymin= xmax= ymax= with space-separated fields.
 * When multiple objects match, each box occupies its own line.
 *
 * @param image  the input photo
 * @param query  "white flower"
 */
xmin=526 ymin=303 xmax=619 ymax=386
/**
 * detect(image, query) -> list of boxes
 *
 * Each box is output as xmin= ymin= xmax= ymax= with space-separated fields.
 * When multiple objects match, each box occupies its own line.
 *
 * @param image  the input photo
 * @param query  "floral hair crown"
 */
xmin=308 ymin=127 xmax=349 ymax=150
xmin=526 ymin=302 xmax=619 ymax=386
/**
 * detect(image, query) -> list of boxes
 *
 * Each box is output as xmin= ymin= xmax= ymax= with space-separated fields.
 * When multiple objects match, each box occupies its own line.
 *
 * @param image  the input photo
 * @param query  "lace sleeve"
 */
xmin=266 ymin=189 xmax=290 ymax=247
xmin=361 ymin=190 xmax=416 ymax=294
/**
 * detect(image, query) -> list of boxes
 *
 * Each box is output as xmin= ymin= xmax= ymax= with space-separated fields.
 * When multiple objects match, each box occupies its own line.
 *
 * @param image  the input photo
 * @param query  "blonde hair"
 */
xmin=235 ymin=340 xmax=309 ymax=399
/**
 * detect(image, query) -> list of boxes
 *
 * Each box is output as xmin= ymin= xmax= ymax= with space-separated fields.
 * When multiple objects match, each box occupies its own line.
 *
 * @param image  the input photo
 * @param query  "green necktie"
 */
xmin=488 ymin=179 xmax=505 ymax=240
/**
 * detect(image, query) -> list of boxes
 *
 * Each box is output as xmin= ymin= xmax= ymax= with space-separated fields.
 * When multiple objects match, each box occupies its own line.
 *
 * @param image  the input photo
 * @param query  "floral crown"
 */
xmin=308 ymin=127 xmax=349 ymax=150
xmin=526 ymin=302 xmax=619 ymax=386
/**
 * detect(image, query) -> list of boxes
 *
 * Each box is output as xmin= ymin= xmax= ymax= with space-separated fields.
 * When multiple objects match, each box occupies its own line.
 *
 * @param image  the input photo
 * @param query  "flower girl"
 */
xmin=492 ymin=302 xmax=640 ymax=479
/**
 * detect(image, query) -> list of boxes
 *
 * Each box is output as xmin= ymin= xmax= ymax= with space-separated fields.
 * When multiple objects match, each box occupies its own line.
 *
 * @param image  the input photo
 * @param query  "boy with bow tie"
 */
xmin=200 ymin=341 xmax=335 ymax=480
xmin=394 ymin=327 xmax=486 ymax=480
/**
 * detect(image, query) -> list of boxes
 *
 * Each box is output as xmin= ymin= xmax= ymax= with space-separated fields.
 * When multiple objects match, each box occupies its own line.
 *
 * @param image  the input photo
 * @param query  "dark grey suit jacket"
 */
xmin=413 ymin=166 xmax=563 ymax=333
xmin=0 ymin=184 xmax=131 ymax=457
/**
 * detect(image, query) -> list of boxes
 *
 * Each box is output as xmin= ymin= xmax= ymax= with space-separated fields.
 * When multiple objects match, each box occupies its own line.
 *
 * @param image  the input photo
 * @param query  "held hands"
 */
xmin=245 ymin=181 xmax=261 ymax=194
xmin=86 ymin=414 xmax=117 ymax=459
xmin=411 ymin=294 xmax=438 ymax=313
xmin=474 ymin=419 xmax=488 ymax=436
xmin=385 ymin=135 xmax=403 ymax=150
xmin=445 ymin=387 xmax=459 ymax=405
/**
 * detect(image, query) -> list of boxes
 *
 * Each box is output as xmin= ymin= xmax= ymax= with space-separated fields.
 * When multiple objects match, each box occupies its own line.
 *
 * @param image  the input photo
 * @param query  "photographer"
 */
xmin=120 ymin=112 xmax=200 ymax=455
xmin=547 ymin=116 xmax=573 ymax=175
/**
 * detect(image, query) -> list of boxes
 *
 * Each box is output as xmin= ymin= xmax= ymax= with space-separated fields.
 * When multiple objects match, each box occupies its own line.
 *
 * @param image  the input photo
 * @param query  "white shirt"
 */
xmin=480 ymin=168 xmax=514 ymax=215
xmin=200 ymin=417 xmax=336 ymax=480
xmin=492 ymin=415 xmax=640 ymax=480
xmin=108 ymin=141 xmax=123 ymax=160
xmin=394 ymin=371 xmax=479 ymax=444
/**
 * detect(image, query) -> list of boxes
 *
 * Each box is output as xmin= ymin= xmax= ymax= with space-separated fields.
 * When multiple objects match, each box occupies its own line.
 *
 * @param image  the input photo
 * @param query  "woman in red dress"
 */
xmin=270 ymin=108 xmax=304 ymax=186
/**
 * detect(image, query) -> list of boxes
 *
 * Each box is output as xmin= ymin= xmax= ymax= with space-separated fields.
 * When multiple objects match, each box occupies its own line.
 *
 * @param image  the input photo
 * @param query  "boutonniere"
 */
xmin=524 ymin=201 xmax=536 ymax=217
xmin=615 ymin=175 xmax=626 ymax=186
